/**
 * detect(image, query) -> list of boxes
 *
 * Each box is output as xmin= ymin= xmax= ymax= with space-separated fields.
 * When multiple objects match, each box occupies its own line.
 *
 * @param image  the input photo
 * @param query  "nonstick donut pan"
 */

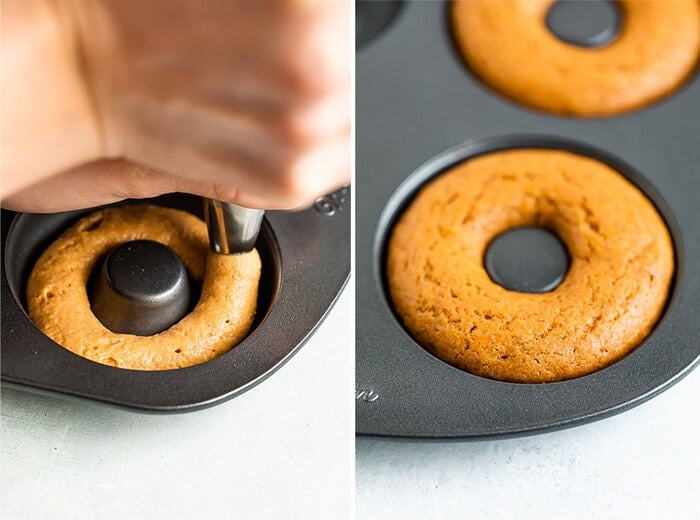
xmin=1 ymin=190 xmax=350 ymax=412
xmin=355 ymin=1 xmax=699 ymax=439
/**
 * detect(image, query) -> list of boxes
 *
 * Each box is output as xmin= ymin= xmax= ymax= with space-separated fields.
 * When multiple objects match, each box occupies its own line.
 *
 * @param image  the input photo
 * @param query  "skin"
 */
xmin=1 ymin=0 xmax=350 ymax=212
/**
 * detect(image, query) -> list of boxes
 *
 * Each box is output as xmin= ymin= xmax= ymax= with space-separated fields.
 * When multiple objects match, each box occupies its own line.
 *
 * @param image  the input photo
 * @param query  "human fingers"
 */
xmin=1 ymin=143 xmax=348 ymax=213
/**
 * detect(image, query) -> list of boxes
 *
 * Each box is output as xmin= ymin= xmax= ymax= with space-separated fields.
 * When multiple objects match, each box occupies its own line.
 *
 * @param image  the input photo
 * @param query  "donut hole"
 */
xmin=86 ymin=240 xmax=196 ymax=336
xmin=484 ymin=226 xmax=571 ymax=294
xmin=4 ymin=193 xmax=281 ymax=365
xmin=545 ymin=0 xmax=622 ymax=48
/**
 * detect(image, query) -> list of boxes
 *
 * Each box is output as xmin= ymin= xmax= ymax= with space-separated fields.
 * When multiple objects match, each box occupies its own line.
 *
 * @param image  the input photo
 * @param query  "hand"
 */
xmin=1 ymin=0 xmax=350 ymax=212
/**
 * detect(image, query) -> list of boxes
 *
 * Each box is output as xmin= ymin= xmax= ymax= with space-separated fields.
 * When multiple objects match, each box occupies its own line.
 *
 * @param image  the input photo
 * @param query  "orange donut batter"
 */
xmin=27 ymin=205 xmax=261 ymax=371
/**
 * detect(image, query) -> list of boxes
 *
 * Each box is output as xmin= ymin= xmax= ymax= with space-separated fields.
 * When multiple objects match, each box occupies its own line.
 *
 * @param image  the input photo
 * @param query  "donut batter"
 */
xmin=27 ymin=205 xmax=261 ymax=371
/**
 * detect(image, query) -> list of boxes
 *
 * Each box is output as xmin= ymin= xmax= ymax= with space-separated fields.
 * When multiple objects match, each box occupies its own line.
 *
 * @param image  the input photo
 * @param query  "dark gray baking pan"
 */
xmin=355 ymin=0 xmax=699 ymax=439
xmin=1 ymin=189 xmax=350 ymax=412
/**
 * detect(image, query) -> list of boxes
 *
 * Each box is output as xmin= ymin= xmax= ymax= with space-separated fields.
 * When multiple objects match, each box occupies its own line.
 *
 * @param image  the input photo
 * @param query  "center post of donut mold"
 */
xmin=88 ymin=240 xmax=193 ymax=336
xmin=483 ymin=226 xmax=570 ymax=294
xmin=545 ymin=0 xmax=621 ymax=48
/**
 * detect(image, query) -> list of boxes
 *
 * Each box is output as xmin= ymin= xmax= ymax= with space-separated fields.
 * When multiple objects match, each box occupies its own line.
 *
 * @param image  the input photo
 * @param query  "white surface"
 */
xmin=1 ymin=285 xmax=354 ymax=520
xmin=356 ymin=365 xmax=700 ymax=520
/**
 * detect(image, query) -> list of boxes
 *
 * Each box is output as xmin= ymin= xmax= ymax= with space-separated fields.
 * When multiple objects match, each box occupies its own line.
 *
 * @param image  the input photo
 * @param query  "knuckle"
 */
xmin=273 ymin=155 xmax=317 ymax=203
xmin=282 ymin=34 xmax=346 ymax=98
xmin=277 ymin=108 xmax=321 ymax=148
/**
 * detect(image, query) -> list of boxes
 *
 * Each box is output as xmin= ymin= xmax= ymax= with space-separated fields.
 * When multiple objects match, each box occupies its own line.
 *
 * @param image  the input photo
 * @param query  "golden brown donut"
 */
xmin=387 ymin=149 xmax=674 ymax=383
xmin=27 ymin=205 xmax=261 ymax=371
xmin=451 ymin=0 xmax=700 ymax=116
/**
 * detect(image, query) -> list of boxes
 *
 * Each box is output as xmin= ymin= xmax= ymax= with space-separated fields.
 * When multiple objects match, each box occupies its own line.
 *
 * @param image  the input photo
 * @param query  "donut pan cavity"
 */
xmin=1 ymin=190 xmax=350 ymax=412
xmin=356 ymin=1 xmax=699 ymax=439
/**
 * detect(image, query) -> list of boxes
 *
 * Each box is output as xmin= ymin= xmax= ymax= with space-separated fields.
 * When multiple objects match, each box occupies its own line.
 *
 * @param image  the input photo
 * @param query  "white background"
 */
xmin=356 ymin=365 xmax=700 ymax=520
xmin=1 ymin=285 xmax=354 ymax=519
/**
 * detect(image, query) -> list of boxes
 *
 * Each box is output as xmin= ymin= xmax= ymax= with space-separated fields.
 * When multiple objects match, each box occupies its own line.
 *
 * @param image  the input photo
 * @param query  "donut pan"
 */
xmin=355 ymin=1 xmax=699 ymax=439
xmin=1 ymin=190 xmax=350 ymax=412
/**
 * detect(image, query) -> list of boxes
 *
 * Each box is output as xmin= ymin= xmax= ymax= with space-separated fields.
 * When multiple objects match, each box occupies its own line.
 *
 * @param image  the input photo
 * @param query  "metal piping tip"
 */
xmin=203 ymin=199 xmax=264 ymax=254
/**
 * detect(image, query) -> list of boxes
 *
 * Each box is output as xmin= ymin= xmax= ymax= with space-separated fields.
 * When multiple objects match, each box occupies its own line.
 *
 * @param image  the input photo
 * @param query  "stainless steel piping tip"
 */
xmin=203 ymin=199 xmax=265 ymax=254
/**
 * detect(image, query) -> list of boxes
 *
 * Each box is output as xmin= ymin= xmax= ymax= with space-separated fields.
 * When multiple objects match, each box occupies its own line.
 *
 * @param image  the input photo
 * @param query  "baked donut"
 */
xmin=451 ymin=0 xmax=700 ymax=116
xmin=27 ymin=205 xmax=261 ymax=371
xmin=386 ymin=149 xmax=674 ymax=383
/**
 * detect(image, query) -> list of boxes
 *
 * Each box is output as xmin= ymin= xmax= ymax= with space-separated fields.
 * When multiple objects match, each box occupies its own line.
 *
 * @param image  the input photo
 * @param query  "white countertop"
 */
xmin=3 ymin=279 xmax=699 ymax=520
xmin=1 ymin=285 xmax=354 ymax=520
xmin=356 ymin=364 xmax=700 ymax=520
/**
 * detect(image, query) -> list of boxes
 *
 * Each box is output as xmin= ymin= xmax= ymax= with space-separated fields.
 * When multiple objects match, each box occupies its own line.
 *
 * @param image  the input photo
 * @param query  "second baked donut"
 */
xmin=451 ymin=0 xmax=700 ymax=116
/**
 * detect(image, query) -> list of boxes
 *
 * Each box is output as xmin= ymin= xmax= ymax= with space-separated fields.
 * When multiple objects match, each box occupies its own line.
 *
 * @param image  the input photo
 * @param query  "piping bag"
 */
xmin=203 ymin=199 xmax=264 ymax=254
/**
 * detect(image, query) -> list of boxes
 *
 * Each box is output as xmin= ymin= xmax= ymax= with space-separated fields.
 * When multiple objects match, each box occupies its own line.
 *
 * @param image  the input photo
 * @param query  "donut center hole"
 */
xmin=484 ymin=226 xmax=570 ymax=294
xmin=88 ymin=240 xmax=194 ymax=336
xmin=545 ymin=0 xmax=622 ymax=48
xmin=356 ymin=0 xmax=403 ymax=50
